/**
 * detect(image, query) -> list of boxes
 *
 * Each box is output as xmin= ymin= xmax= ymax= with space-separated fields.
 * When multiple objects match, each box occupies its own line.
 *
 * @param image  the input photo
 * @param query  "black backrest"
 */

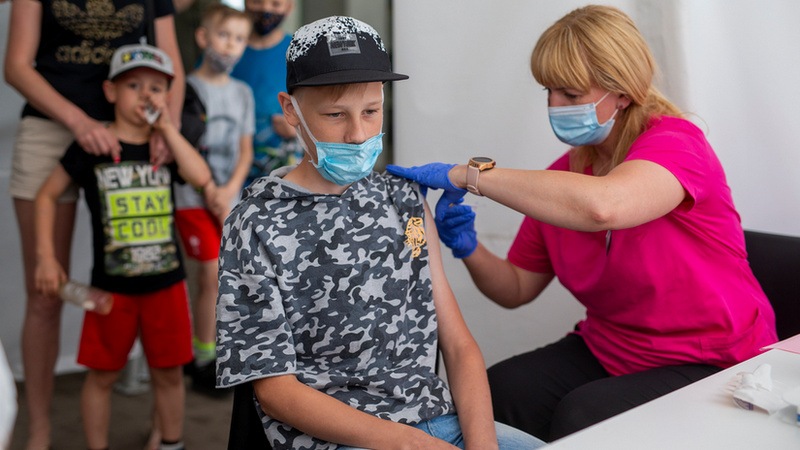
xmin=744 ymin=230 xmax=800 ymax=341
xmin=227 ymin=382 xmax=271 ymax=449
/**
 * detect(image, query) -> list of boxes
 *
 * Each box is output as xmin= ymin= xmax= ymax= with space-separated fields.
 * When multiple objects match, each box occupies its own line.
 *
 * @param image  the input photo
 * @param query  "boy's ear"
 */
xmin=278 ymin=92 xmax=300 ymax=127
xmin=195 ymin=26 xmax=208 ymax=50
xmin=102 ymin=80 xmax=117 ymax=104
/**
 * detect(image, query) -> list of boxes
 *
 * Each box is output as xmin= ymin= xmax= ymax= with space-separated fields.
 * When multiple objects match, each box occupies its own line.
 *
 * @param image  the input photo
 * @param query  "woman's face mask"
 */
xmin=290 ymin=96 xmax=384 ymax=186
xmin=548 ymin=91 xmax=618 ymax=146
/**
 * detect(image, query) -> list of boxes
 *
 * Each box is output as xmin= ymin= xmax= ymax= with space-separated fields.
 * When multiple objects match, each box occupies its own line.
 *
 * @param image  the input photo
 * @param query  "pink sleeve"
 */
xmin=625 ymin=117 xmax=723 ymax=208
xmin=506 ymin=151 xmax=571 ymax=274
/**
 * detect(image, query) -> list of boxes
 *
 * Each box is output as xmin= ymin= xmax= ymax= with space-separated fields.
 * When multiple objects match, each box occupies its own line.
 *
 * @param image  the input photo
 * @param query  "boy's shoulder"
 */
xmin=188 ymin=73 xmax=253 ymax=96
xmin=379 ymin=171 xmax=423 ymax=196
xmin=245 ymin=32 xmax=292 ymax=53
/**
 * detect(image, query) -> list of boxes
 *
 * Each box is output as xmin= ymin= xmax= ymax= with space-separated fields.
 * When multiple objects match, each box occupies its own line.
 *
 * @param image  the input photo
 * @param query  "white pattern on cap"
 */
xmin=287 ymin=16 xmax=384 ymax=62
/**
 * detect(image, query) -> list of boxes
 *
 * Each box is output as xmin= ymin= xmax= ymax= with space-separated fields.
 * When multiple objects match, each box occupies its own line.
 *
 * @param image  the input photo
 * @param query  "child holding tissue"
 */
xmin=34 ymin=44 xmax=211 ymax=450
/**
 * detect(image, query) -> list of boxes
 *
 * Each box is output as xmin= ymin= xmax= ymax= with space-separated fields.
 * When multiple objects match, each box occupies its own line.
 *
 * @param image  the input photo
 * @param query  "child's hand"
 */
xmin=205 ymin=183 xmax=234 ymax=225
xmin=272 ymin=114 xmax=297 ymax=139
xmin=35 ymin=256 xmax=67 ymax=297
xmin=142 ymin=97 xmax=170 ymax=130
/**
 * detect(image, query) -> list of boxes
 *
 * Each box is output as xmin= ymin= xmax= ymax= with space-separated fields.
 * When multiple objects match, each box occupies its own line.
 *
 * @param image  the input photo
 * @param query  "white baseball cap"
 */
xmin=108 ymin=44 xmax=174 ymax=81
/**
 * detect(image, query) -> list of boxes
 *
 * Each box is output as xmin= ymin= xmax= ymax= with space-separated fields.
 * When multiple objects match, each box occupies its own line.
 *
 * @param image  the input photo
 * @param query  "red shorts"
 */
xmin=77 ymin=282 xmax=193 ymax=371
xmin=175 ymin=208 xmax=222 ymax=262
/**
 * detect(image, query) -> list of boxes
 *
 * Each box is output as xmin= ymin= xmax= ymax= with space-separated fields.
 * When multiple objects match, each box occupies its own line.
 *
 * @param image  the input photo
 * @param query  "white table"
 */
xmin=547 ymin=349 xmax=800 ymax=449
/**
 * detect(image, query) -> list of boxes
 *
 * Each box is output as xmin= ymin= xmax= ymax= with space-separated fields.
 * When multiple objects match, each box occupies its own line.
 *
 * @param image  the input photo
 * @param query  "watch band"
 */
xmin=466 ymin=157 xmax=495 ymax=196
xmin=466 ymin=165 xmax=482 ymax=196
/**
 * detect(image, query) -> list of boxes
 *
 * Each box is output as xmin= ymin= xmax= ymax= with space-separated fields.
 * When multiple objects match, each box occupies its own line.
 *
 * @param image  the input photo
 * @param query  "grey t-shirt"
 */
xmin=216 ymin=168 xmax=455 ymax=449
xmin=174 ymin=74 xmax=255 ymax=209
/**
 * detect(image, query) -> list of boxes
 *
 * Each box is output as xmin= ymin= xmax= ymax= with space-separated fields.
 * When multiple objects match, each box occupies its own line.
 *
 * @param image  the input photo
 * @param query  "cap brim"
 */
xmin=291 ymin=69 xmax=409 ymax=89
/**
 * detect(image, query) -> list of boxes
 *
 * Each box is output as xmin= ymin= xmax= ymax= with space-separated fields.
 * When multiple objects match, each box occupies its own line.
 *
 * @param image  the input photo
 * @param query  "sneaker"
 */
xmin=191 ymin=361 xmax=230 ymax=397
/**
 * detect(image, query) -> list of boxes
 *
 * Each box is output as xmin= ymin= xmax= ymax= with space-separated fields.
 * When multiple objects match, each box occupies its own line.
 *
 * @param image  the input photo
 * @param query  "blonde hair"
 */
xmin=201 ymin=4 xmax=252 ymax=31
xmin=294 ymin=83 xmax=373 ymax=102
xmin=531 ymin=5 xmax=682 ymax=173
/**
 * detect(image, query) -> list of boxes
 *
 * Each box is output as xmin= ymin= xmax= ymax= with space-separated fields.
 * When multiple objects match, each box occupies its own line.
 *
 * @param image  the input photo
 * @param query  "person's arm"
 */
xmin=3 ymin=0 xmax=120 ymax=158
xmin=431 ymin=191 xmax=554 ymax=308
xmin=151 ymin=102 xmax=211 ymax=189
xmin=422 ymin=200 xmax=499 ymax=450
xmin=171 ymin=0 xmax=194 ymax=13
xmin=150 ymin=12 xmax=186 ymax=166
xmin=462 ymin=242 xmax=555 ymax=309
xmin=448 ymin=159 xmax=685 ymax=232
xmin=155 ymin=14 xmax=184 ymax=126
xmin=209 ymin=135 xmax=253 ymax=222
xmin=34 ymin=167 xmax=73 ymax=296
xmin=253 ymin=375 xmax=457 ymax=450
xmin=271 ymin=113 xmax=298 ymax=140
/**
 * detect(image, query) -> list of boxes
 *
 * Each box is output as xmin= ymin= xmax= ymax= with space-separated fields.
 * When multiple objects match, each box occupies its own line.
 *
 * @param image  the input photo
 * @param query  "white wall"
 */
xmin=393 ymin=0 xmax=800 ymax=367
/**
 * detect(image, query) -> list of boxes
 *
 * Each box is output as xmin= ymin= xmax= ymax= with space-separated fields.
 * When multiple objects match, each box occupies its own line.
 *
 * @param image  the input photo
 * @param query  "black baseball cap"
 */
xmin=286 ymin=16 xmax=408 ymax=93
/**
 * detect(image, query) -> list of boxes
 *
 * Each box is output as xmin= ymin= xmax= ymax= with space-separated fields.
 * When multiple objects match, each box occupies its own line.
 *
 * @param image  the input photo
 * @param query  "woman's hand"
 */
xmin=386 ymin=163 xmax=464 ymax=197
xmin=72 ymin=116 xmax=121 ymax=161
xmin=435 ymin=195 xmax=478 ymax=258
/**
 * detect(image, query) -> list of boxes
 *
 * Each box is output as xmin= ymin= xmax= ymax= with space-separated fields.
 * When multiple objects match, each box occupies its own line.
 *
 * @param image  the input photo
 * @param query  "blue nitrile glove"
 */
xmin=386 ymin=163 xmax=466 ymax=199
xmin=435 ymin=194 xmax=478 ymax=258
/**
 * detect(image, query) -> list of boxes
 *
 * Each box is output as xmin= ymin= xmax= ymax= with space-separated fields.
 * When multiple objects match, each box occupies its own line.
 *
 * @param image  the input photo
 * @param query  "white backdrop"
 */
xmin=1 ymin=1 xmax=799 ymax=377
xmin=392 ymin=0 xmax=800 ymax=366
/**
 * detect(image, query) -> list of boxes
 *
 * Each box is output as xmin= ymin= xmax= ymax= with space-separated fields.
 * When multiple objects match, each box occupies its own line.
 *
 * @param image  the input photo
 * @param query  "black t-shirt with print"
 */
xmin=60 ymin=140 xmax=185 ymax=294
xmin=22 ymin=0 xmax=174 ymax=121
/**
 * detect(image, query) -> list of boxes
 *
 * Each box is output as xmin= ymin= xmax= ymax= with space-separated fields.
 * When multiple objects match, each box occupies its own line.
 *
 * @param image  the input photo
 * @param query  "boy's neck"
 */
xmin=192 ymin=64 xmax=231 ymax=85
xmin=108 ymin=120 xmax=150 ymax=145
xmin=248 ymin=29 xmax=286 ymax=50
xmin=284 ymin=157 xmax=349 ymax=195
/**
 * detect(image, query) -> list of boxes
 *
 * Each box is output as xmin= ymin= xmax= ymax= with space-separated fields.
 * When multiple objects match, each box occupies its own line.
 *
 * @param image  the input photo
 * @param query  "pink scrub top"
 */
xmin=508 ymin=116 xmax=777 ymax=376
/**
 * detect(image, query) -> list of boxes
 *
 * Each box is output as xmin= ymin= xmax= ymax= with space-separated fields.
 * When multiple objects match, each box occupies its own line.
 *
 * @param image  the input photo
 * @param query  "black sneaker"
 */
xmin=191 ymin=361 xmax=231 ymax=397
xmin=183 ymin=359 xmax=197 ymax=377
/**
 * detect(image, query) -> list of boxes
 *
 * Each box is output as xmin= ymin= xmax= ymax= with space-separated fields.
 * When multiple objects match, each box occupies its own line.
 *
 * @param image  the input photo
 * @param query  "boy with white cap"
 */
xmin=34 ymin=44 xmax=213 ymax=450
xmin=215 ymin=16 xmax=544 ymax=450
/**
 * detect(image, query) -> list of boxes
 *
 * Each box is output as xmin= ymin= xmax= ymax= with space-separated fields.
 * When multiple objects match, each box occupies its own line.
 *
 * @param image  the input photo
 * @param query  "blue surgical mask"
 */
xmin=291 ymin=96 xmax=384 ymax=186
xmin=548 ymin=91 xmax=618 ymax=146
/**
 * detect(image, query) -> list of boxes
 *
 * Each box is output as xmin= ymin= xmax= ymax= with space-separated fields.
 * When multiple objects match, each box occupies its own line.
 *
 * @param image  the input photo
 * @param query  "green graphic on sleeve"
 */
xmin=96 ymin=162 xmax=179 ymax=277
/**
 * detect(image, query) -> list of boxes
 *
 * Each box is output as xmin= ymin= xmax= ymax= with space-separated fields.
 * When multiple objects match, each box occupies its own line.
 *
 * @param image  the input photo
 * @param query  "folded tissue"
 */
xmin=730 ymin=364 xmax=787 ymax=414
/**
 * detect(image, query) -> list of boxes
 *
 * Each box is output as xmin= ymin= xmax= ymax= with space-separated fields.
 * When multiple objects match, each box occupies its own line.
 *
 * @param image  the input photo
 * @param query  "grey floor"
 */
xmin=9 ymin=368 xmax=233 ymax=450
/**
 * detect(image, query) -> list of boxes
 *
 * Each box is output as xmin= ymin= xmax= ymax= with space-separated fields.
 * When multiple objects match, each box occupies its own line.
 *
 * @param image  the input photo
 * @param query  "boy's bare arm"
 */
xmin=208 ymin=135 xmax=253 ymax=221
xmin=253 ymin=375 xmax=457 ymax=450
xmin=151 ymin=110 xmax=212 ymax=189
xmin=34 ymin=167 xmax=73 ymax=296
xmin=424 ymin=200 xmax=500 ymax=450
xmin=227 ymin=135 xmax=253 ymax=194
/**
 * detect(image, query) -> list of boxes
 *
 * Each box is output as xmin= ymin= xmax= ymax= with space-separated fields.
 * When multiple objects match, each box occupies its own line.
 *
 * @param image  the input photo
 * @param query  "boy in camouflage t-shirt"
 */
xmin=216 ymin=16 xmax=543 ymax=450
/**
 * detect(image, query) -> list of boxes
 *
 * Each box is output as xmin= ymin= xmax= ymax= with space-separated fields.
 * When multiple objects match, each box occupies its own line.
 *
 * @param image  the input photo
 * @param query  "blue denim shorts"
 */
xmin=338 ymin=413 xmax=545 ymax=449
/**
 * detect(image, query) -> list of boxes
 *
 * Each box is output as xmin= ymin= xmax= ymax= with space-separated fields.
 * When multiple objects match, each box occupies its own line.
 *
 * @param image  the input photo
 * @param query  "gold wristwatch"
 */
xmin=466 ymin=157 xmax=496 ymax=196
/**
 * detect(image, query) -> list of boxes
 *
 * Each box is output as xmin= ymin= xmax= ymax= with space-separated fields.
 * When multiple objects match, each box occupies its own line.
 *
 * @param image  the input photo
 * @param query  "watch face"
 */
xmin=472 ymin=157 xmax=493 ymax=163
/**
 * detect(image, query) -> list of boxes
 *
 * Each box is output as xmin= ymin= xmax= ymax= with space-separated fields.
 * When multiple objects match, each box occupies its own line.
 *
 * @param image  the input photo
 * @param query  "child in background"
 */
xmin=232 ymin=0 xmax=299 ymax=185
xmin=216 ymin=16 xmax=544 ymax=450
xmin=34 ymin=44 xmax=212 ymax=450
xmin=174 ymin=3 xmax=255 ymax=395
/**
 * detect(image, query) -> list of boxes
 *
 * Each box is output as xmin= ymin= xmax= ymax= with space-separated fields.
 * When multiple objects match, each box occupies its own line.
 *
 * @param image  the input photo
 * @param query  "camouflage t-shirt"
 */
xmin=216 ymin=168 xmax=455 ymax=449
